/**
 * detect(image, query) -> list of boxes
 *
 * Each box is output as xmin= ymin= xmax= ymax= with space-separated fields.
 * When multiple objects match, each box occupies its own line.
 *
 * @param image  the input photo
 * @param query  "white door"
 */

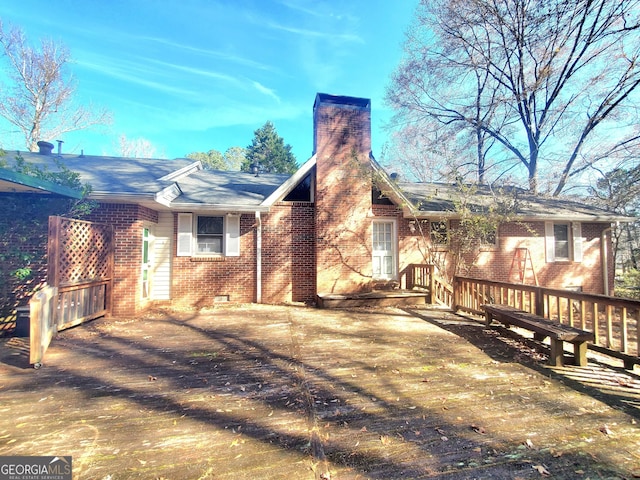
xmin=372 ymin=221 xmax=396 ymax=280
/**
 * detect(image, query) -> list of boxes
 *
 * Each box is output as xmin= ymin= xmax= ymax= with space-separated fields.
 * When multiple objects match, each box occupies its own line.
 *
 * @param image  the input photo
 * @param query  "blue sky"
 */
xmin=0 ymin=1 xmax=417 ymax=163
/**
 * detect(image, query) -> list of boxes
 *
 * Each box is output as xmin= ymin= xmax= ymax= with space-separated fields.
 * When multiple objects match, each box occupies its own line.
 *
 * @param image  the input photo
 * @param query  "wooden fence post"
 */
xmin=452 ymin=276 xmax=459 ymax=311
xmin=534 ymin=286 xmax=544 ymax=317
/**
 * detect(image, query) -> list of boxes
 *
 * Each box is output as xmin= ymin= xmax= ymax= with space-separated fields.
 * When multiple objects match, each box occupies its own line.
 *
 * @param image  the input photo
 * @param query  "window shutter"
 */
xmin=225 ymin=215 xmax=240 ymax=257
xmin=177 ymin=213 xmax=193 ymax=257
xmin=572 ymin=222 xmax=583 ymax=262
xmin=545 ymin=221 xmax=555 ymax=263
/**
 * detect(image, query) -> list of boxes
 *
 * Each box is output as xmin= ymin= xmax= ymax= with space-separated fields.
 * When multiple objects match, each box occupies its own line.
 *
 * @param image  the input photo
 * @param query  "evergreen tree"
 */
xmin=242 ymin=121 xmax=297 ymax=174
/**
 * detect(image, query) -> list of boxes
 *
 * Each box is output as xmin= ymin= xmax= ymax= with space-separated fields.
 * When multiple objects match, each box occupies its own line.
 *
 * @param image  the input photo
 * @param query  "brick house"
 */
xmin=4 ymin=93 xmax=630 ymax=316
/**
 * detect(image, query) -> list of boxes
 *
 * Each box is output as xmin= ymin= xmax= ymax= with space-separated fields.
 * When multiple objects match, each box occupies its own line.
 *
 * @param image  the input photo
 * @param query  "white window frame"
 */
xmin=372 ymin=219 xmax=397 ymax=280
xmin=195 ymin=215 xmax=225 ymax=255
xmin=545 ymin=221 xmax=582 ymax=263
xmin=176 ymin=213 xmax=240 ymax=257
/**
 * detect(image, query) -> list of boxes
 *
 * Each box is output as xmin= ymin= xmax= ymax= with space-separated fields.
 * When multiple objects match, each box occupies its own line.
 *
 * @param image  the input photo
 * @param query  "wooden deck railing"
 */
xmin=453 ymin=276 xmax=640 ymax=366
xmin=29 ymin=279 xmax=111 ymax=366
xmin=29 ymin=286 xmax=57 ymax=366
xmin=407 ymin=264 xmax=454 ymax=307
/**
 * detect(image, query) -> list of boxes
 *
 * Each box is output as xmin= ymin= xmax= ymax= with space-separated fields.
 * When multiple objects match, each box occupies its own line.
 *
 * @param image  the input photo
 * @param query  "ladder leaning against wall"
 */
xmin=509 ymin=247 xmax=538 ymax=285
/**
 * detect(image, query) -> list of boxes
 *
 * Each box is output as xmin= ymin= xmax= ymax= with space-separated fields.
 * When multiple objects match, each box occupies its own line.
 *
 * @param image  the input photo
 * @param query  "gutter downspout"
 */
xmin=601 ymin=226 xmax=612 ymax=295
xmin=256 ymin=211 xmax=262 ymax=303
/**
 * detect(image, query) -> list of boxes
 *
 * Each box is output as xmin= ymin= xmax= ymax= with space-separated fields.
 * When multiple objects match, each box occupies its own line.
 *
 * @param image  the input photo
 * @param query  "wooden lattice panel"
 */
xmin=49 ymin=216 xmax=113 ymax=286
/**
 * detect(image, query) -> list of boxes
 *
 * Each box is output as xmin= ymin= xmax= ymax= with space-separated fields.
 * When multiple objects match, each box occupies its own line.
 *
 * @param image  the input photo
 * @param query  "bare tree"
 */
xmin=387 ymin=0 xmax=640 ymax=195
xmin=117 ymin=135 xmax=159 ymax=159
xmin=0 ymin=21 xmax=110 ymax=151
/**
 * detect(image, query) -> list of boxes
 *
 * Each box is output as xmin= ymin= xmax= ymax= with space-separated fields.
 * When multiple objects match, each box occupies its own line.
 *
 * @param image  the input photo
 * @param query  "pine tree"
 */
xmin=242 ymin=121 xmax=297 ymax=174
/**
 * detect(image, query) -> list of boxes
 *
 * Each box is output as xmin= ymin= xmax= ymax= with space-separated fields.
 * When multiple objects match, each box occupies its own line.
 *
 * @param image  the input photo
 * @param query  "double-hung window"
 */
xmin=196 ymin=216 xmax=224 ymax=254
xmin=177 ymin=213 xmax=240 ymax=257
xmin=545 ymin=222 xmax=582 ymax=262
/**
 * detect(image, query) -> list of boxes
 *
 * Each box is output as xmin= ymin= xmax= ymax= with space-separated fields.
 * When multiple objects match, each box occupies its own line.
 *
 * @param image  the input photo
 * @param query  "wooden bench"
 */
xmin=483 ymin=304 xmax=595 ymax=367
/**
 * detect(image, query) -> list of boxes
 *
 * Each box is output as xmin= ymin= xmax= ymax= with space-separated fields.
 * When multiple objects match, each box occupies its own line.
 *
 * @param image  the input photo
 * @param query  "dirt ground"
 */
xmin=0 ymin=304 xmax=639 ymax=479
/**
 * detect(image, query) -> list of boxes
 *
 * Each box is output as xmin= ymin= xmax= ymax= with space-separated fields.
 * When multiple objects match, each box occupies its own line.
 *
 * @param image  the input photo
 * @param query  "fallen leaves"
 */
xmin=435 ymin=427 xmax=448 ymax=442
xmin=532 ymin=464 xmax=551 ymax=476
xmin=599 ymin=424 xmax=613 ymax=436
xmin=471 ymin=424 xmax=486 ymax=435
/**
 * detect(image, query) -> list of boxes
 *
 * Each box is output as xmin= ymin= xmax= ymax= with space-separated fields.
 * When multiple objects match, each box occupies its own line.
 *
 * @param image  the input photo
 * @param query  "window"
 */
xmin=430 ymin=221 xmax=448 ymax=246
xmin=197 ymin=216 xmax=224 ymax=254
xmin=177 ymin=213 xmax=240 ymax=257
xmin=545 ymin=222 xmax=582 ymax=262
xmin=553 ymin=224 xmax=570 ymax=260
xmin=480 ymin=227 xmax=498 ymax=247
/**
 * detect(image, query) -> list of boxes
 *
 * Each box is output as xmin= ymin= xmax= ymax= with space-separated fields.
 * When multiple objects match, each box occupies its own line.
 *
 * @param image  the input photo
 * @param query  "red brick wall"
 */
xmin=464 ymin=221 xmax=608 ymax=294
xmin=171 ymin=214 xmax=256 ymax=308
xmin=314 ymin=96 xmax=374 ymax=294
xmin=261 ymin=202 xmax=316 ymax=304
xmin=86 ymin=203 xmax=158 ymax=316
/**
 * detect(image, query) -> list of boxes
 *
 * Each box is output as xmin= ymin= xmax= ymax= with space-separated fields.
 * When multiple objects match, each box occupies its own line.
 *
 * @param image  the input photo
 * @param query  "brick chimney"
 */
xmin=313 ymin=93 xmax=374 ymax=295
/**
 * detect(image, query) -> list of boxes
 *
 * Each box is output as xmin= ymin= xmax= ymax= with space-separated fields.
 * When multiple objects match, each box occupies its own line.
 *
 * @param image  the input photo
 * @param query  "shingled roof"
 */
xmin=397 ymin=181 xmax=632 ymax=222
xmin=4 ymin=149 xmax=633 ymax=222
xmin=7 ymin=151 xmax=289 ymax=212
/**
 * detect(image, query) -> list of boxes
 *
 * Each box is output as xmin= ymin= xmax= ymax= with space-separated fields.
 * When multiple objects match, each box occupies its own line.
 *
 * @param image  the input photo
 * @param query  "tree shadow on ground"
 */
xmin=404 ymin=307 xmax=640 ymax=421
xmin=0 ymin=306 xmax=636 ymax=479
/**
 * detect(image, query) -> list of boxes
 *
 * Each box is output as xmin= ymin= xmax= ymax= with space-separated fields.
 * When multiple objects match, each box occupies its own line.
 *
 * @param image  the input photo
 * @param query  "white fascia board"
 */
xmin=261 ymin=155 xmax=316 ymax=206
xmin=154 ymin=183 xmax=182 ymax=207
xmin=370 ymin=154 xmax=416 ymax=212
xmin=513 ymin=214 xmax=636 ymax=223
xmin=158 ymin=161 xmax=203 ymax=181
xmin=167 ymin=202 xmax=270 ymax=214
xmin=405 ymin=211 xmax=634 ymax=223
xmin=89 ymin=192 xmax=153 ymax=203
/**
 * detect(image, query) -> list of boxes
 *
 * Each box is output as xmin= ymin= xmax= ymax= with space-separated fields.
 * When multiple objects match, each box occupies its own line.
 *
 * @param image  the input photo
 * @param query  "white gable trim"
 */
xmin=261 ymin=155 xmax=317 ymax=206
xmin=154 ymin=183 xmax=182 ymax=207
xmin=158 ymin=161 xmax=203 ymax=181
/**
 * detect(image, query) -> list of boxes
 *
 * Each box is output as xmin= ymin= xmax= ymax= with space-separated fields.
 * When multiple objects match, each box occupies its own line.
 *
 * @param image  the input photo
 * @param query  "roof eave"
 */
xmin=0 ymin=167 xmax=84 ymax=199
xmin=405 ymin=210 xmax=633 ymax=223
xmin=167 ymin=203 xmax=270 ymax=213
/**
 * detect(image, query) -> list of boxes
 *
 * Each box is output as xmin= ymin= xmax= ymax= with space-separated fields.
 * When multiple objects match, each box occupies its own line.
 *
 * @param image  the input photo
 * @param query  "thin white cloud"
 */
xmin=132 ymin=35 xmax=276 ymax=72
xmin=145 ymin=59 xmax=241 ymax=84
xmin=77 ymin=56 xmax=196 ymax=97
xmin=251 ymin=81 xmax=281 ymax=103
xmin=265 ymin=21 xmax=364 ymax=44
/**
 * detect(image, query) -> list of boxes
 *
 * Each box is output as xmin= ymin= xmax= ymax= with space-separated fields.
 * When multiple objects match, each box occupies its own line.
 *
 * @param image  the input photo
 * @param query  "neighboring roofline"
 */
xmin=0 ymin=167 xmax=84 ymax=199
xmin=261 ymin=155 xmax=317 ymax=206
